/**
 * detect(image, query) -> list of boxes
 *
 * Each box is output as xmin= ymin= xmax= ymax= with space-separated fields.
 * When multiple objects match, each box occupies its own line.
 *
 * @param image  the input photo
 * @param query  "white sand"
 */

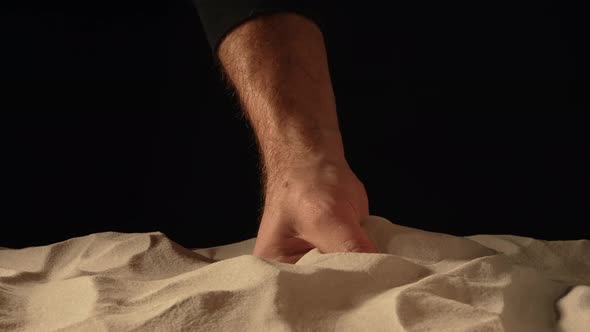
xmin=1 ymin=215 xmax=588 ymax=331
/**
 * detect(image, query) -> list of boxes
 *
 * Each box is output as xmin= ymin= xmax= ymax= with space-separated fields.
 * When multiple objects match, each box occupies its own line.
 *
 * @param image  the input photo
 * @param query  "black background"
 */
xmin=1 ymin=0 xmax=588 ymax=248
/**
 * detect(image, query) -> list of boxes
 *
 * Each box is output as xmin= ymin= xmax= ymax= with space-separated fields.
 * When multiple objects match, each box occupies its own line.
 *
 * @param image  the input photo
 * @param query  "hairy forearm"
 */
xmin=217 ymin=13 xmax=345 ymax=185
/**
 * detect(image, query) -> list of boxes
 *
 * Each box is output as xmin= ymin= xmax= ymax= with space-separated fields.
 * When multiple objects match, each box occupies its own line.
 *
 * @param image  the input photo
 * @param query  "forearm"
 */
xmin=217 ymin=13 xmax=345 ymax=186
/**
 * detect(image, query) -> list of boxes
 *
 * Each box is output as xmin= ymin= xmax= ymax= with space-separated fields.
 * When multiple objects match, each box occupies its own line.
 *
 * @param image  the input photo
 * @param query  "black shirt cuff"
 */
xmin=193 ymin=0 xmax=324 ymax=54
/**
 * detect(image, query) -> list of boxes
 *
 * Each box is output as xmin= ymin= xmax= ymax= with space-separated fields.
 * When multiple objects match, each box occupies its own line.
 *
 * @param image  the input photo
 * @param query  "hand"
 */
xmin=252 ymin=159 xmax=380 ymax=264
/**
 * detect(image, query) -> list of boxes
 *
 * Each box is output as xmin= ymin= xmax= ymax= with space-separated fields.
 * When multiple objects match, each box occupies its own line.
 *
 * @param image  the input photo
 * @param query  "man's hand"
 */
xmin=217 ymin=13 xmax=378 ymax=264
xmin=253 ymin=158 xmax=379 ymax=264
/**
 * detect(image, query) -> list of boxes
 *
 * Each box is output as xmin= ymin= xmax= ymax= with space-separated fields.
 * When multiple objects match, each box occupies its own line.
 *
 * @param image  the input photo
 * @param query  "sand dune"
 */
xmin=1 ymin=216 xmax=588 ymax=331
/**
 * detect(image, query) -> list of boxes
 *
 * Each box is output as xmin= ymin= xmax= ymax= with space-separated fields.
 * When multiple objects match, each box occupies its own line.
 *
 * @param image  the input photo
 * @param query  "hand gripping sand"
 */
xmin=1 ymin=216 xmax=588 ymax=331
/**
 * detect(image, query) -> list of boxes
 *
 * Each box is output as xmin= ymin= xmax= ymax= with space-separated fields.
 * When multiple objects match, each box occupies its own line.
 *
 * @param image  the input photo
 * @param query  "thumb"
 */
xmin=308 ymin=219 xmax=380 ymax=255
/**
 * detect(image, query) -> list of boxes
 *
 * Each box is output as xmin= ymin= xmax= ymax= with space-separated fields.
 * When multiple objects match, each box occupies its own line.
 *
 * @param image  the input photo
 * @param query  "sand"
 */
xmin=1 ymin=215 xmax=588 ymax=331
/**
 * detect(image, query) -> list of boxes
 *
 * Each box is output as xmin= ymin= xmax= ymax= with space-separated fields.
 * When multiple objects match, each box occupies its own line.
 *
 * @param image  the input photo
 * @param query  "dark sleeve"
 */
xmin=193 ymin=0 xmax=325 ymax=54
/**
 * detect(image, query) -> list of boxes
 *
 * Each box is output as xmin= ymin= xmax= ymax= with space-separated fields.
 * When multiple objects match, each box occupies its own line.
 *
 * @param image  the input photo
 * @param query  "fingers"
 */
xmin=253 ymin=215 xmax=379 ymax=265
xmin=305 ymin=217 xmax=380 ymax=255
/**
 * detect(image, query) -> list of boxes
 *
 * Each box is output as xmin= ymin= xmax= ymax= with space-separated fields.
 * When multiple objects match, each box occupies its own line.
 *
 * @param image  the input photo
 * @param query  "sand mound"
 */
xmin=1 ymin=216 xmax=588 ymax=331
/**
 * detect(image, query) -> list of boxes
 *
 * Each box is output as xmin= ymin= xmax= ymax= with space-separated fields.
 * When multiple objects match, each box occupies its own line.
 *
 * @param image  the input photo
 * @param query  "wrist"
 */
xmin=263 ymin=147 xmax=350 ymax=189
xmin=261 ymin=130 xmax=346 ymax=170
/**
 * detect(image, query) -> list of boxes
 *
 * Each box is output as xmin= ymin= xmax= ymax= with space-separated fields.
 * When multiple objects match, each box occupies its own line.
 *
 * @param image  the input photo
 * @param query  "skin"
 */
xmin=217 ymin=12 xmax=380 ymax=264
